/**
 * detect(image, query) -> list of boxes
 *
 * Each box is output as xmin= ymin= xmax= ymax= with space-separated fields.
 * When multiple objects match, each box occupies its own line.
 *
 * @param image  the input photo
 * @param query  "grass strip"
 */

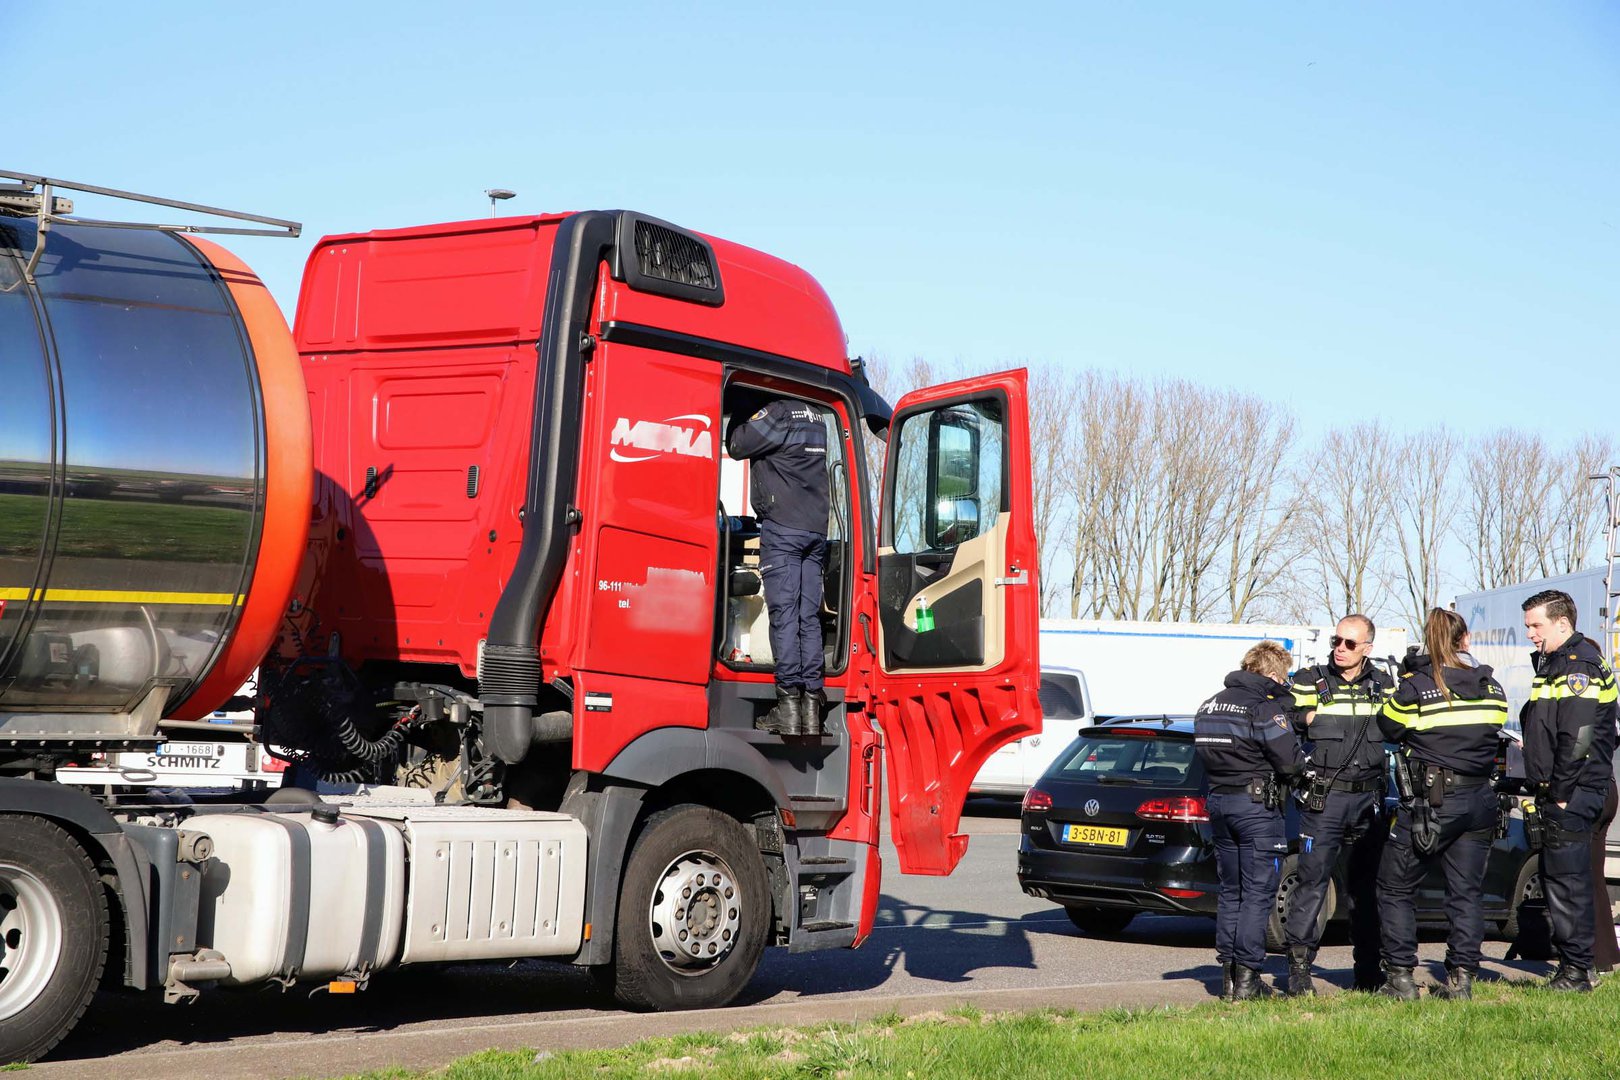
xmin=339 ymin=979 xmax=1619 ymax=1080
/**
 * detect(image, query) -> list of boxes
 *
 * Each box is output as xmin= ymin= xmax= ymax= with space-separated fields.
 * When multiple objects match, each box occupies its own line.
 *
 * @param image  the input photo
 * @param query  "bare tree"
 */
xmin=1218 ymin=396 xmax=1300 ymax=622
xmin=1025 ymin=364 xmax=1080 ymax=615
xmin=1302 ymin=423 xmax=1397 ymax=621
xmin=1539 ymin=434 xmax=1616 ymax=575
xmin=1389 ymin=427 xmax=1459 ymax=634
xmin=1065 ymin=374 xmax=1299 ymax=623
xmin=1459 ymin=430 xmax=1554 ymax=590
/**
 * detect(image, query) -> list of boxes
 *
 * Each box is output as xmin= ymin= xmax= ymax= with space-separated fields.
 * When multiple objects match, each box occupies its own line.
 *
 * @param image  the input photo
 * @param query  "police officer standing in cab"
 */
xmin=727 ymin=396 xmax=830 ymax=737
xmin=1194 ymin=640 xmax=1306 ymax=1001
xmin=1284 ymin=615 xmax=1393 ymax=995
xmin=1521 ymin=589 xmax=1619 ymax=991
xmin=1375 ymin=608 xmax=1508 ymax=1001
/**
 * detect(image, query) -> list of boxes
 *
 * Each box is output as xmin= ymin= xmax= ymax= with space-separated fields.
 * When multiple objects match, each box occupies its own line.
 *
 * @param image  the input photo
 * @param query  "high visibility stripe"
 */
xmin=0 ymin=587 xmax=240 ymax=606
xmin=1383 ymin=700 xmax=1420 ymax=716
xmin=1314 ymin=701 xmax=1380 ymax=716
xmin=1398 ymin=711 xmax=1508 ymax=731
xmin=1382 ymin=701 xmax=1508 ymax=730
xmin=1530 ymin=683 xmax=1618 ymax=702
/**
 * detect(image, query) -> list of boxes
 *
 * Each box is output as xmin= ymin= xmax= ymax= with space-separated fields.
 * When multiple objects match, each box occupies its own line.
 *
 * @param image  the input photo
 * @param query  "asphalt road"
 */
xmin=33 ymin=800 xmax=1564 ymax=1080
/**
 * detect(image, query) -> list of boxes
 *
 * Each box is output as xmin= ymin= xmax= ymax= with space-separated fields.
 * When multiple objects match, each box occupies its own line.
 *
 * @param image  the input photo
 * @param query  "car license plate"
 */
xmin=1064 ymin=824 xmax=1127 ymax=847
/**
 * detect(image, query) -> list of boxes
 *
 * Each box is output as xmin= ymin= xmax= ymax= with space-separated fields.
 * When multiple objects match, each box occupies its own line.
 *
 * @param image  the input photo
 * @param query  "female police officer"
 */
xmin=1375 ymin=607 xmax=1509 ymax=1001
xmin=1194 ymin=640 xmax=1305 ymax=1000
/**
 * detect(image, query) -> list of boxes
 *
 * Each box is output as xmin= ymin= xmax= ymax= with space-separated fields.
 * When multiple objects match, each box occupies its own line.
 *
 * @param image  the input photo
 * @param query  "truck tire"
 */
xmin=0 ymin=816 xmax=109 ymax=1063
xmin=604 ymin=804 xmax=769 ymax=1012
xmin=1266 ymin=854 xmax=1333 ymax=954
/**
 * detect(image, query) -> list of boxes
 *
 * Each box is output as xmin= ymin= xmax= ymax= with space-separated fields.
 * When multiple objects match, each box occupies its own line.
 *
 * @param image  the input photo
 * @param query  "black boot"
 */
xmin=767 ymin=689 xmax=800 ymax=738
xmin=1220 ymin=961 xmax=1236 ymax=1001
xmin=1432 ymin=966 xmax=1472 ymax=1001
xmin=1379 ymin=965 xmax=1419 ymax=1001
xmin=1287 ymin=948 xmax=1315 ymax=997
xmin=1232 ymin=964 xmax=1267 ymax=1001
xmin=801 ymin=688 xmax=827 ymax=737
xmin=1547 ymin=964 xmax=1594 ymax=992
xmin=1351 ymin=966 xmax=1385 ymax=992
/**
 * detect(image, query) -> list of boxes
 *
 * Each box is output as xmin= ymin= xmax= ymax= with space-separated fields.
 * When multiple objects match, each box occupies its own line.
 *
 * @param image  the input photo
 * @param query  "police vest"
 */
xmin=1289 ymin=664 xmax=1391 ymax=779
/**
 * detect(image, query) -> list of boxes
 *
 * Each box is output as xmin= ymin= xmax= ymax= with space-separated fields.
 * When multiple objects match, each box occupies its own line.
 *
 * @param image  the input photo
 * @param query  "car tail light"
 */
xmin=1135 ymin=796 xmax=1209 ymax=822
xmin=1022 ymin=788 xmax=1053 ymax=813
xmin=1160 ymin=887 xmax=1206 ymax=899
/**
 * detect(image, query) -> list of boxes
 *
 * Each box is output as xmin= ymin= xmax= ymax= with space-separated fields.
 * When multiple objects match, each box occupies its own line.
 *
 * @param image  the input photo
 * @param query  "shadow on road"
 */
xmin=746 ymin=892 xmax=1043 ymax=1001
xmin=53 ymin=962 xmax=606 ymax=1061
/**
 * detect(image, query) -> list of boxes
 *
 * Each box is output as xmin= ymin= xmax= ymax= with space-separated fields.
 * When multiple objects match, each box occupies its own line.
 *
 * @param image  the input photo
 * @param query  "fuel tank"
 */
xmin=0 ymin=219 xmax=310 ymax=735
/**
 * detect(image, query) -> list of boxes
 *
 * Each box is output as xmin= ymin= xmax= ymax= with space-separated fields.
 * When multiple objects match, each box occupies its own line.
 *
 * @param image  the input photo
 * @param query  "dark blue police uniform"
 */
xmin=726 ymin=399 xmax=830 ymax=733
xmin=1285 ymin=662 xmax=1393 ymax=991
xmin=1194 ymin=670 xmax=1306 ymax=996
xmin=1522 ymin=632 xmax=1618 ymax=987
xmin=1375 ymin=653 xmax=1507 ymax=998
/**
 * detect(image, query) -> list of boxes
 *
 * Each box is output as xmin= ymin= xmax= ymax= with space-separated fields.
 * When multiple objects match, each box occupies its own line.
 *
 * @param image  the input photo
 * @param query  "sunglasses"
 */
xmin=1330 ymin=635 xmax=1364 ymax=650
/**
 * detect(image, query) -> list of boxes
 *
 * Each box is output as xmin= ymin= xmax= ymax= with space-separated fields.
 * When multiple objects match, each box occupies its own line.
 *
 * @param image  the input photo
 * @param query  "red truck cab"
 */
xmin=284 ymin=208 xmax=1041 ymax=1000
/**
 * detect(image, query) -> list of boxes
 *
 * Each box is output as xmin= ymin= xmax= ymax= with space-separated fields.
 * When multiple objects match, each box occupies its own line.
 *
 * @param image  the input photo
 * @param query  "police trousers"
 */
xmin=759 ymin=520 xmax=826 ymax=691
xmin=1377 ymin=782 xmax=1495 ymax=971
xmin=1210 ymin=792 xmax=1287 ymax=971
xmin=1285 ymin=787 xmax=1385 ymax=983
xmin=1540 ymin=782 xmax=1609 ymax=971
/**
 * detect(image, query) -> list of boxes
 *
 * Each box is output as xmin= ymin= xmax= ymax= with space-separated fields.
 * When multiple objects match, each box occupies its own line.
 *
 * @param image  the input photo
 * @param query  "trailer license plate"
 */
xmin=1064 ymin=824 xmax=1127 ymax=847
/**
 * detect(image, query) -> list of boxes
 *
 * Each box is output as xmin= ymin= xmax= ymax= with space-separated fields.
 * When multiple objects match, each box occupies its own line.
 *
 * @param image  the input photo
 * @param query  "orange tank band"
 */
xmin=170 ymin=236 xmax=312 ymax=720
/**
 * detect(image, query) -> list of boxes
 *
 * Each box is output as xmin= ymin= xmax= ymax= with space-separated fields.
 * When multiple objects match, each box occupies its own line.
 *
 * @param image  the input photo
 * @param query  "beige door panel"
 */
xmin=881 ymin=514 xmax=1008 ymax=673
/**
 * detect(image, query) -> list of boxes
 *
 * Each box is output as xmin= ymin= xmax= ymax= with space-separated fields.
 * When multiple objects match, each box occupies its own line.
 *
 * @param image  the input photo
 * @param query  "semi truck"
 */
xmin=0 ymin=172 xmax=1041 ymax=1062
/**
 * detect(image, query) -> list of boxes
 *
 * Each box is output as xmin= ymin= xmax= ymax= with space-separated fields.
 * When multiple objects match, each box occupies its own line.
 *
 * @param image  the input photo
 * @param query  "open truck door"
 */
xmin=873 ymin=370 xmax=1041 ymax=874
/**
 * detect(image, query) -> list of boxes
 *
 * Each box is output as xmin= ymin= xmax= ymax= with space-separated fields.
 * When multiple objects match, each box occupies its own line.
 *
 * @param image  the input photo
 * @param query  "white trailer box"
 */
xmin=1456 ymin=568 xmax=1620 ymax=882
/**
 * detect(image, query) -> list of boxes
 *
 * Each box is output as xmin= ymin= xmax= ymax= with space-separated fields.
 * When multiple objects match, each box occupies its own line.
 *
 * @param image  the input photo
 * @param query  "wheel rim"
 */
xmin=0 ymin=861 xmax=66 ymax=1022
xmin=1275 ymin=869 xmax=1329 ymax=935
xmin=647 ymin=848 xmax=742 ymax=976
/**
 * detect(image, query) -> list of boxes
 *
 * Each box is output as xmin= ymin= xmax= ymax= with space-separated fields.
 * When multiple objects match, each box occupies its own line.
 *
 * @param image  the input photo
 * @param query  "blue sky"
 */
xmin=11 ymin=1 xmax=1618 ymax=443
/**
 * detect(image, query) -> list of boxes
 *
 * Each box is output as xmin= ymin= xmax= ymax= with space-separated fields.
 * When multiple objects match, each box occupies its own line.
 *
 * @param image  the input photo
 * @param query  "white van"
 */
xmin=971 ymin=666 xmax=1093 ymax=797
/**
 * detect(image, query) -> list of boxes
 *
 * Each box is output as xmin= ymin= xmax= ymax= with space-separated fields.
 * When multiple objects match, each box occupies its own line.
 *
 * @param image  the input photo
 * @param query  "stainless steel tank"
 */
xmin=0 ymin=218 xmax=310 ymax=740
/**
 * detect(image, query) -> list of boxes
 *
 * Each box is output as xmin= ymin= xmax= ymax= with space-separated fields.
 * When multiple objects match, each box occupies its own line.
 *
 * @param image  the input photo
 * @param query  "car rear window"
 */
xmin=1055 ymin=734 xmax=1199 ymax=786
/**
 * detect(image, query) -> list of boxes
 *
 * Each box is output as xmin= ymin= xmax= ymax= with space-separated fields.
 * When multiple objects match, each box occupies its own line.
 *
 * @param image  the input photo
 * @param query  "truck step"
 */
xmin=797 ymin=856 xmax=856 ymax=877
xmin=799 ymin=920 xmax=855 ymax=934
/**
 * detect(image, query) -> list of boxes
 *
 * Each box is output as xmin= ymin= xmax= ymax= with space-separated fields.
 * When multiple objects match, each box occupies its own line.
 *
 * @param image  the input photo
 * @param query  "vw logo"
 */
xmin=1084 ymin=799 xmax=1101 ymax=817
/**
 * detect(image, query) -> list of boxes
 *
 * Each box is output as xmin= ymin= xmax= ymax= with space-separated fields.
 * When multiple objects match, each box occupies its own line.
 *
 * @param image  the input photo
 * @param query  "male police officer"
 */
xmin=1195 ymin=640 xmax=1306 ymax=1001
xmin=1284 ymin=615 xmax=1393 ymax=994
xmin=1521 ymin=589 xmax=1619 ymax=991
xmin=727 ymin=397 xmax=830 ymax=737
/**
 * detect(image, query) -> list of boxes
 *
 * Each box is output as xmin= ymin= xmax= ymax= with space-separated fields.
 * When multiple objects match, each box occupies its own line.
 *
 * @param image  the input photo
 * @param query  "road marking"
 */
xmin=870 ymin=913 xmax=1071 ymax=932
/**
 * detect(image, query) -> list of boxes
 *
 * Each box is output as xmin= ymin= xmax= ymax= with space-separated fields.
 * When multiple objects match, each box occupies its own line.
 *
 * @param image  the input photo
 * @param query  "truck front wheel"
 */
xmin=605 ymin=805 xmax=769 ymax=1011
xmin=0 ymin=816 xmax=109 ymax=1063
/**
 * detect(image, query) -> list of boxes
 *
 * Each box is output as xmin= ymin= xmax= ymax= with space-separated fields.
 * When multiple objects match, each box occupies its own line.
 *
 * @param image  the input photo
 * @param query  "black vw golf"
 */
xmin=1016 ymin=716 xmax=1547 ymax=952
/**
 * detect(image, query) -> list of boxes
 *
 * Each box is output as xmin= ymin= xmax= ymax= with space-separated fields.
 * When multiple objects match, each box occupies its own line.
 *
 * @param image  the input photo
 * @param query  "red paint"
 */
xmin=871 ymin=371 xmax=1043 ymax=876
xmin=285 ymin=214 xmax=1040 ymax=899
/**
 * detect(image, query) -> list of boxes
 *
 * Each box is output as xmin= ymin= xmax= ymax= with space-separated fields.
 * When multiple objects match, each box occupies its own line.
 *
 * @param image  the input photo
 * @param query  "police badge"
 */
xmin=1567 ymin=672 xmax=1591 ymax=696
